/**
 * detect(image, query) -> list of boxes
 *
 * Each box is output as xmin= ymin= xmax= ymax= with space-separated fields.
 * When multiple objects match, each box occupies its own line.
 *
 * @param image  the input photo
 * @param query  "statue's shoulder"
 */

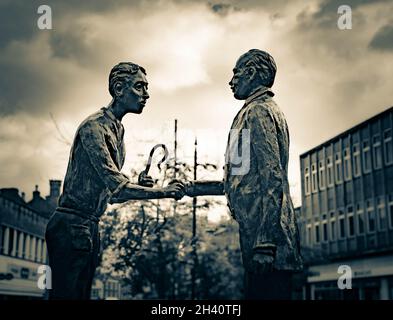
xmin=246 ymin=97 xmax=276 ymax=119
xmin=77 ymin=108 xmax=108 ymax=134
xmin=244 ymin=98 xmax=288 ymax=136
xmin=249 ymin=96 xmax=284 ymax=120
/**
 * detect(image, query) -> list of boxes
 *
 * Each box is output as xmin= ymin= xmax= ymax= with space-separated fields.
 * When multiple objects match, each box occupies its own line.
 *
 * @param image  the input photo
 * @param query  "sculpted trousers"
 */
xmin=45 ymin=210 xmax=100 ymax=300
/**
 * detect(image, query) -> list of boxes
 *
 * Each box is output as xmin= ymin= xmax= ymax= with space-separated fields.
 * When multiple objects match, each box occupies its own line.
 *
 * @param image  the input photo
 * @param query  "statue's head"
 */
xmin=229 ymin=49 xmax=277 ymax=100
xmin=109 ymin=62 xmax=149 ymax=114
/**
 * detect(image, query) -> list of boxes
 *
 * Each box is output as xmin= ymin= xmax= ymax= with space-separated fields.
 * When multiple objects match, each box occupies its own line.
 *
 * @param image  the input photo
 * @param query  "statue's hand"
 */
xmin=138 ymin=171 xmax=155 ymax=187
xmin=251 ymin=252 xmax=274 ymax=274
xmin=165 ymin=180 xmax=186 ymax=200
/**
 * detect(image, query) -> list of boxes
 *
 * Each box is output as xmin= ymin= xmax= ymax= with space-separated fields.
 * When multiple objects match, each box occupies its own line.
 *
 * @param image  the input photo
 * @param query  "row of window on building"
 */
xmin=0 ymin=226 xmax=48 ymax=264
xmin=0 ymin=198 xmax=47 ymax=225
xmin=91 ymin=280 xmax=122 ymax=300
xmin=304 ymin=194 xmax=393 ymax=245
xmin=105 ymin=280 xmax=121 ymax=299
xmin=304 ymin=129 xmax=393 ymax=195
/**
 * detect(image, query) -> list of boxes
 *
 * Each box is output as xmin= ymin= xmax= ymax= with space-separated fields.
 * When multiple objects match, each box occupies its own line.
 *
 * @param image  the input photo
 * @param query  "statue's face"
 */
xmin=229 ymin=57 xmax=255 ymax=100
xmin=118 ymin=70 xmax=149 ymax=114
xmin=229 ymin=56 xmax=264 ymax=100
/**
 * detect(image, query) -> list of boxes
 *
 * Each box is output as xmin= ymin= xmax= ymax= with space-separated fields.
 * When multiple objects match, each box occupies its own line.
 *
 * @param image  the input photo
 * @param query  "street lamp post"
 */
xmin=191 ymin=137 xmax=198 ymax=300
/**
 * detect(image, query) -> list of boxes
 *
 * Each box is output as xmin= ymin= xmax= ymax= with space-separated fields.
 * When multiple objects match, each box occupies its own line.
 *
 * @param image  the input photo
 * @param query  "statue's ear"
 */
xmin=114 ymin=81 xmax=124 ymax=97
xmin=245 ymin=62 xmax=257 ymax=81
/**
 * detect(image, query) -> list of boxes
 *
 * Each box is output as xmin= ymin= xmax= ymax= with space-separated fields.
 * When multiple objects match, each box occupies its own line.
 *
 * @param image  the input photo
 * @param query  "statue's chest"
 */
xmin=230 ymin=107 xmax=248 ymax=131
xmin=106 ymin=125 xmax=125 ymax=170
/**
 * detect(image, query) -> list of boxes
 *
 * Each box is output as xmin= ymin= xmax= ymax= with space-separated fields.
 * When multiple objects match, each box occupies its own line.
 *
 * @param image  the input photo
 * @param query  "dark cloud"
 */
xmin=0 ymin=1 xmax=36 ymax=48
xmin=211 ymin=3 xmax=231 ymax=15
xmin=297 ymin=0 xmax=388 ymax=30
xmin=48 ymin=23 xmax=98 ymax=66
xmin=50 ymin=31 xmax=88 ymax=60
xmin=314 ymin=0 xmax=388 ymax=17
xmin=211 ymin=0 xmax=300 ymax=13
xmin=369 ymin=22 xmax=393 ymax=51
xmin=7 ymin=0 xmax=386 ymax=54
xmin=0 ymin=58 xmax=60 ymax=116
xmin=208 ymin=2 xmax=241 ymax=16
xmin=0 ymin=0 xmax=139 ymax=116
xmin=0 ymin=0 xmax=150 ymax=49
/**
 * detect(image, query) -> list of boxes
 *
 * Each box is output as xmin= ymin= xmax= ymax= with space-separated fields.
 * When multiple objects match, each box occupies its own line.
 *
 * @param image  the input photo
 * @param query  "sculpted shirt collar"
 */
xmin=103 ymin=107 xmax=121 ymax=125
xmin=244 ymin=86 xmax=275 ymax=107
xmin=102 ymin=106 xmax=124 ymax=134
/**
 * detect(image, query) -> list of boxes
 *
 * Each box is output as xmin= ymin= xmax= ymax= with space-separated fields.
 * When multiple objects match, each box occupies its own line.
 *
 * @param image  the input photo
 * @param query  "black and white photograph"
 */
xmin=0 ymin=0 xmax=393 ymax=314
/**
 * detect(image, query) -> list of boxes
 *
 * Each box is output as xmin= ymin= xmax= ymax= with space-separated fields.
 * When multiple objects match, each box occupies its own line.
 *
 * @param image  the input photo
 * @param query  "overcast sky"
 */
xmin=0 ymin=0 xmax=392 ymax=213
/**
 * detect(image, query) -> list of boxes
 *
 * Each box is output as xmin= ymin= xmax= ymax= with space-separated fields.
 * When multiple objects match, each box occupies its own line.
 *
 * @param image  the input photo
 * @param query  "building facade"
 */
xmin=299 ymin=106 xmax=393 ymax=300
xmin=0 ymin=181 xmax=60 ymax=299
xmin=91 ymin=278 xmax=123 ymax=300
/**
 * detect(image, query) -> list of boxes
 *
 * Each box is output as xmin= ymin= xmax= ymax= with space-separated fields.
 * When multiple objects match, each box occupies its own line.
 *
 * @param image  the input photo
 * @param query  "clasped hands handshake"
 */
xmin=138 ymin=172 xmax=187 ymax=200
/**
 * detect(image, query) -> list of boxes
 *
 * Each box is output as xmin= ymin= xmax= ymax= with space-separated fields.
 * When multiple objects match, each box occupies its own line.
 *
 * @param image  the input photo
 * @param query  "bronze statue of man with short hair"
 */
xmin=45 ymin=62 xmax=185 ymax=299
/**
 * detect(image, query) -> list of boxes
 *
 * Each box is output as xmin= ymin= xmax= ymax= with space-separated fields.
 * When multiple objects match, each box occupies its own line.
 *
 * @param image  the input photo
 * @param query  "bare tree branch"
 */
xmin=49 ymin=112 xmax=71 ymax=146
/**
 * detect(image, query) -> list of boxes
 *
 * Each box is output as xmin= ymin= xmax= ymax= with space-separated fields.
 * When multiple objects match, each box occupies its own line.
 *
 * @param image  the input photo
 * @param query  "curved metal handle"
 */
xmin=144 ymin=144 xmax=169 ymax=175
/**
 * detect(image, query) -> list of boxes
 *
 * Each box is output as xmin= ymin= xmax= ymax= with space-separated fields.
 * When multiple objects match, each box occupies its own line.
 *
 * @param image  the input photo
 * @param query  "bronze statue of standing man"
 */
xmin=226 ymin=49 xmax=303 ymax=299
xmin=45 ymin=62 xmax=185 ymax=299
xmin=187 ymin=49 xmax=303 ymax=299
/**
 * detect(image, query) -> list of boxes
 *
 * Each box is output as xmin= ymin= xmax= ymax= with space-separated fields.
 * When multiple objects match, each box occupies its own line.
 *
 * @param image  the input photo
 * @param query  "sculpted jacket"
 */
xmin=224 ymin=87 xmax=303 ymax=272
